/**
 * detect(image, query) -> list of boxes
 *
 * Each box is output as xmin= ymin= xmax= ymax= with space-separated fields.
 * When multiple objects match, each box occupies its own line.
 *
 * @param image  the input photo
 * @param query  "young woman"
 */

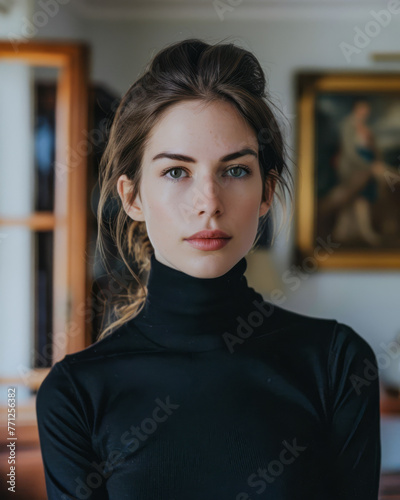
xmin=36 ymin=38 xmax=381 ymax=499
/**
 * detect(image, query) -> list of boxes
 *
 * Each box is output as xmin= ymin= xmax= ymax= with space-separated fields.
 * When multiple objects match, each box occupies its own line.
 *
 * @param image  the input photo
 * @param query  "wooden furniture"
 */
xmin=0 ymin=40 xmax=90 ymax=500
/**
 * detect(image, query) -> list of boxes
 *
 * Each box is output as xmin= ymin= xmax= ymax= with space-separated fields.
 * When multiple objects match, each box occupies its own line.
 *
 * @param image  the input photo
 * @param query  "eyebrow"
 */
xmin=151 ymin=147 xmax=258 ymax=163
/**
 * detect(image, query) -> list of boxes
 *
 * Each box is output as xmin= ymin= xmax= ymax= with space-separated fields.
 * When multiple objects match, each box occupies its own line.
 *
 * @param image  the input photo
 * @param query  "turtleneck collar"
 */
xmin=131 ymin=253 xmax=265 ymax=352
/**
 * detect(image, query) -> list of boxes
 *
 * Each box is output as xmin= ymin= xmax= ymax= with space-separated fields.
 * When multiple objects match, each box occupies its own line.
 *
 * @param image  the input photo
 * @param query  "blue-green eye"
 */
xmin=164 ymin=167 xmax=187 ymax=180
xmin=226 ymin=166 xmax=251 ymax=178
xmin=161 ymin=165 xmax=252 ymax=182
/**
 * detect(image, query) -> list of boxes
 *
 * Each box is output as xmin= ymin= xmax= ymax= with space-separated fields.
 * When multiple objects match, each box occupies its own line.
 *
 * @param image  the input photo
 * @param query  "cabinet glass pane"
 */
xmin=0 ymin=63 xmax=58 ymax=217
xmin=0 ymin=228 xmax=54 ymax=378
xmin=34 ymin=66 xmax=58 ymax=212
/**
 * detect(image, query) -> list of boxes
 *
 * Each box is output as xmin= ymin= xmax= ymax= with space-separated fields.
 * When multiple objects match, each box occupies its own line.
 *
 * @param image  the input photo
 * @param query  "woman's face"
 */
xmin=117 ymin=99 xmax=273 ymax=278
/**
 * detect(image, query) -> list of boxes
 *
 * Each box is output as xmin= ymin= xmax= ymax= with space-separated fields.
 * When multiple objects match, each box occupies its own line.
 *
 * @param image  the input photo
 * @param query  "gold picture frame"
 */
xmin=295 ymin=72 xmax=400 ymax=269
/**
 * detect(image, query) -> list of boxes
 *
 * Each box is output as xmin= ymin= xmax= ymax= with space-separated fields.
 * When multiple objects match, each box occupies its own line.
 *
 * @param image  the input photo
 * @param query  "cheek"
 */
xmin=233 ymin=196 xmax=262 ymax=238
xmin=145 ymin=191 xmax=180 ymax=230
xmin=144 ymin=200 xmax=176 ymax=250
xmin=233 ymin=191 xmax=261 ymax=219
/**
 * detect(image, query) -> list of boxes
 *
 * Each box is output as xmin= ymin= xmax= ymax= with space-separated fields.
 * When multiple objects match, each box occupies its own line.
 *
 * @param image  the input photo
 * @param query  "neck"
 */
xmin=132 ymin=253 xmax=264 ymax=351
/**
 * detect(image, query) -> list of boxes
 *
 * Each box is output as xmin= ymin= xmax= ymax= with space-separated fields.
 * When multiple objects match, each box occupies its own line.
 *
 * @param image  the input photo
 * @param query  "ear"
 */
xmin=259 ymin=175 xmax=276 ymax=217
xmin=117 ymin=174 xmax=145 ymax=222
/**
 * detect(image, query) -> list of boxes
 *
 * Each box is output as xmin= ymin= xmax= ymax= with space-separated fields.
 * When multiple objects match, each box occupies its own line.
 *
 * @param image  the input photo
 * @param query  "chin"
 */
xmin=186 ymin=255 xmax=236 ymax=278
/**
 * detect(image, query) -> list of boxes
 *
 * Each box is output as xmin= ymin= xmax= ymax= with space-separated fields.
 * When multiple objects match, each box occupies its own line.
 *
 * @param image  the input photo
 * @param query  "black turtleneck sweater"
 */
xmin=36 ymin=254 xmax=381 ymax=500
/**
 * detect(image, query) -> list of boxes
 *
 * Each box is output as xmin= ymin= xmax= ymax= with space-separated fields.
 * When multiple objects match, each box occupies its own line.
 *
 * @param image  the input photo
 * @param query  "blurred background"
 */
xmin=0 ymin=0 xmax=399 ymax=498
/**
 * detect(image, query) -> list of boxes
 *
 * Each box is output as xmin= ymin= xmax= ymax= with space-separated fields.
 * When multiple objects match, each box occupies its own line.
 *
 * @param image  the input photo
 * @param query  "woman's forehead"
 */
xmin=144 ymin=101 xmax=258 ymax=157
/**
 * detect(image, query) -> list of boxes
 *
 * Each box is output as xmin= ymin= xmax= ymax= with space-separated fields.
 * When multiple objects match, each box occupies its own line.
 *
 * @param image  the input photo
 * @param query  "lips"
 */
xmin=185 ymin=230 xmax=231 ymax=240
xmin=184 ymin=236 xmax=231 ymax=251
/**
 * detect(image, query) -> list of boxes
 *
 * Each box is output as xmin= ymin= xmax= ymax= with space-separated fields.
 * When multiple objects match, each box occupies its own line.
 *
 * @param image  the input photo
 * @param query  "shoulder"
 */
xmin=60 ymin=317 xmax=158 ymax=365
xmin=249 ymin=301 xmax=338 ymax=345
xmin=36 ymin=358 xmax=84 ymax=429
xmin=265 ymin=306 xmax=379 ymax=398
xmin=264 ymin=302 xmax=374 ymax=351
xmin=230 ymin=299 xmax=336 ymax=361
xmin=329 ymin=320 xmax=376 ymax=359
xmin=327 ymin=321 xmax=378 ymax=394
xmin=36 ymin=319 xmax=157 ymax=403
xmin=269 ymin=303 xmax=336 ymax=330
xmin=244 ymin=301 xmax=374 ymax=361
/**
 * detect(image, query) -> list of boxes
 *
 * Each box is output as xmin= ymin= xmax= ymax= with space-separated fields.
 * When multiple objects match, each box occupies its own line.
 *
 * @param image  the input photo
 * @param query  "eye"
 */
xmin=225 ymin=165 xmax=252 ymax=178
xmin=161 ymin=165 xmax=252 ymax=182
xmin=161 ymin=167 xmax=188 ymax=182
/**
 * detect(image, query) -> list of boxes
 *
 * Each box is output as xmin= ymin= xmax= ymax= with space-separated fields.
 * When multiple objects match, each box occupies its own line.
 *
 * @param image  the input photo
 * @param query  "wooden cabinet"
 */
xmin=0 ymin=40 xmax=90 ymax=500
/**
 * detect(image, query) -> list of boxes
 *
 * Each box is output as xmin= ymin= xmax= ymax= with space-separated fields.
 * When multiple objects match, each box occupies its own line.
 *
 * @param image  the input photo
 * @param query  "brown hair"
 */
xmin=95 ymin=36 xmax=294 ymax=341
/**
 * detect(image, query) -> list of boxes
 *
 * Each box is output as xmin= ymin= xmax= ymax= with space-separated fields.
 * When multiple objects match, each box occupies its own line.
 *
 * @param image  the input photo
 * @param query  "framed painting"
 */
xmin=295 ymin=72 xmax=400 ymax=269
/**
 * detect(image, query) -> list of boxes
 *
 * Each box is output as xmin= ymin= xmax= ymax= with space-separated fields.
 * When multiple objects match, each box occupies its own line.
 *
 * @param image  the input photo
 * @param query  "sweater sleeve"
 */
xmin=36 ymin=360 xmax=109 ymax=500
xmin=326 ymin=321 xmax=381 ymax=499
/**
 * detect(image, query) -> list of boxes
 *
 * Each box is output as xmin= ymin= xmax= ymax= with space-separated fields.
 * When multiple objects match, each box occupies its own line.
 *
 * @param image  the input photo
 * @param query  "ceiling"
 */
xmin=68 ymin=0 xmax=387 ymax=21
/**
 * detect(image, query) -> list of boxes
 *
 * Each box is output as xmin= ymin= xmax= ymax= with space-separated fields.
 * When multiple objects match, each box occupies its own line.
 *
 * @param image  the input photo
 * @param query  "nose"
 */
xmin=192 ymin=176 xmax=224 ymax=217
